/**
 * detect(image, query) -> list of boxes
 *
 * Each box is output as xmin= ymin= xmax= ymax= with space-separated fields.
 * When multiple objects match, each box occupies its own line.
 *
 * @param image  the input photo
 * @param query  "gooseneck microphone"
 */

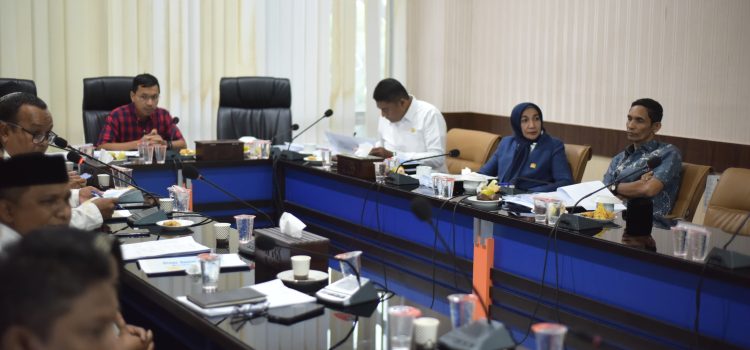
xmin=395 ymin=149 xmax=460 ymax=168
xmin=571 ymin=155 xmax=661 ymax=210
xmin=270 ymin=123 xmax=299 ymax=145
xmin=286 ymin=109 xmax=333 ymax=151
xmin=386 ymin=149 xmax=460 ymax=187
xmin=410 ymin=196 xmax=515 ymax=349
xmin=182 ymin=164 xmax=275 ymax=225
xmin=167 ymin=117 xmax=180 ymax=149
xmin=65 ymin=152 xmax=159 ymax=199
xmin=53 ymin=137 xmax=140 ymax=187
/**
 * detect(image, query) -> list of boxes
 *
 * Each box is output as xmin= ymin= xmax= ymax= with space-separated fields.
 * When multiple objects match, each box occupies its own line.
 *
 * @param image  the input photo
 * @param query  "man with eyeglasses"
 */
xmin=97 ymin=73 xmax=186 ymax=151
xmin=0 ymin=92 xmax=116 ymax=231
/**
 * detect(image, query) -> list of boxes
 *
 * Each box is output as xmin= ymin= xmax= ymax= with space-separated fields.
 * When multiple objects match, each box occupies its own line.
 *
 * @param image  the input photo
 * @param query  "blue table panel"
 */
xmin=492 ymin=223 xmax=750 ymax=347
xmin=284 ymin=168 xmax=475 ymax=260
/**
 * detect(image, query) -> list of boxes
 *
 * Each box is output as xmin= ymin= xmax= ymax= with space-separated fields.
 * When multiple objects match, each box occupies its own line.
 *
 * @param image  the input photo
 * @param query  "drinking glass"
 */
xmin=143 ymin=145 xmax=155 ymax=164
xmin=688 ymin=228 xmax=711 ymax=262
xmin=671 ymin=226 xmax=688 ymax=257
xmin=532 ymin=322 xmax=568 ymax=350
xmin=199 ymin=253 xmax=221 ymax=292
xmin=546 ymin=199 xmax=564 ymax=225
xmin=388 ymin=305 xmax=422 ymax=350
xmin=374 ymin=162 xmax=388 ymax=184
xmin=533 ymin=197 xmax=548 ymax=224
xmin=447 ymin=293 xmax=477 ymax=329
xmin=154 ymin=144 xmax=168 ymax=164
xmin=441 ymin=177 xmax=455 ymax=198
xmin=234 ymin=214 xmax=255 ymax=244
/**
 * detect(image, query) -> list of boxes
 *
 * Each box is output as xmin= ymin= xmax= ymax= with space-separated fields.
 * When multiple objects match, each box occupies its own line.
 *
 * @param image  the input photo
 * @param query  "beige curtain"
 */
xmin=0 ymin=0 xmax=390 ymax=146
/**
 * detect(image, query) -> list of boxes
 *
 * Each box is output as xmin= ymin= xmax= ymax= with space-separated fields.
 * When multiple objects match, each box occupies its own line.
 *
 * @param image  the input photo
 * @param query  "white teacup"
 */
xmin=291 ymin=255 xmax=311 ymax=280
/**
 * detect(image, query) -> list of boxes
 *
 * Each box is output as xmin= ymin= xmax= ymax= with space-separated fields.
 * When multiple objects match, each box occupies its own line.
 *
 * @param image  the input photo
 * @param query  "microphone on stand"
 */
xmin=386 ymin=149 xmax=460 ymax=187
xmin=168 ymin=117 xmax=180 ymax=148
xmin=270 ymin=123 xmax=299 ymax=146
xmin=570 ymin=156 xmax=662 ymax=212
xmin=281 ymin=109 xmax=333 ymax=160
xmin=410 ymin=197 xmax=516 ymax=350
xmin=182 ymin=164 xmax=275 ymax=225
xmin=64 ymin=152 xmax=158 ymax=200
xmin=52 ymin=137 xmax=151 ymax=194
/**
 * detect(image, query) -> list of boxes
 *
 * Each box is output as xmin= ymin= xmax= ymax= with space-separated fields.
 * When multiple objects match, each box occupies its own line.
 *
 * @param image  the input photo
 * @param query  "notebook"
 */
xmin=187 ymin=288 xmax=267 ymax=309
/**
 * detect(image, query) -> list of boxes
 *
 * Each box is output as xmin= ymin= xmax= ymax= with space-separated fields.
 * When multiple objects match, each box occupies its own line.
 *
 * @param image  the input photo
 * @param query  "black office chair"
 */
xmin=0 ymin=78 xmax=37 ymax=96
xmin=82 ymin=76 xmax=133 ymax=144
xmin=217 ymin=77 xmax=292 ymax=143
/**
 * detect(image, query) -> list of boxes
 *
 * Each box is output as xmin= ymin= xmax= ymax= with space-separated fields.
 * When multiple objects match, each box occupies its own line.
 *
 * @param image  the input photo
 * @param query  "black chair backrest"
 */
xmin=0 ymin=78 xmax=37 ymax=96
xmin=217 ymin=77 xmax=292 ymax=143
xmin=82 ymin=76 xmax=133 ymax=144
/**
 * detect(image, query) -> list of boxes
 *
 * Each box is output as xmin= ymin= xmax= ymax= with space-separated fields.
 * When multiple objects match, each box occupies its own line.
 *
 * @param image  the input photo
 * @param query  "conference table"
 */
xmin=119 ymin=157 xmax=750 ymax=349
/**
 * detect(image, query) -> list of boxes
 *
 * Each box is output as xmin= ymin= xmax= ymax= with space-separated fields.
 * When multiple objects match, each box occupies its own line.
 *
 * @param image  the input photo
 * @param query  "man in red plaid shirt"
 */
xmin=97 ymin=74 xmax=186 ymax=151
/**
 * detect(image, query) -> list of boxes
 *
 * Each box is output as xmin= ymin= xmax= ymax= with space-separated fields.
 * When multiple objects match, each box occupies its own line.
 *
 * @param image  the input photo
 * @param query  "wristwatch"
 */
xmin=608 ymin=183 xmax=618 ymax=195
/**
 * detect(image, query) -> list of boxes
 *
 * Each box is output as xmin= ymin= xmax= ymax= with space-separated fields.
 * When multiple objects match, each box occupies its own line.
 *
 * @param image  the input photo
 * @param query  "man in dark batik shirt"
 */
xmin=603 ymin=98 xmax=682 ymax=217
xmin=97 ymin=73 xmax=186 ymax=151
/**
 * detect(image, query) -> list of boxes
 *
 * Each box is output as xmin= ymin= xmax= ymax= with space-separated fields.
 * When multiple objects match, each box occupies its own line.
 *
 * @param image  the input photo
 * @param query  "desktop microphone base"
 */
xmin=279 ymin=150 xmax=309 ymax=161
xmin=386 ymin=172 xmax=420 ymax=188
xmin=316 ymin=275 xmax=379 ymax=307
xmin=438 ymin=320 xmax=515 ymax=350
xmin=707 ymin=248 xmax=750 ymax=269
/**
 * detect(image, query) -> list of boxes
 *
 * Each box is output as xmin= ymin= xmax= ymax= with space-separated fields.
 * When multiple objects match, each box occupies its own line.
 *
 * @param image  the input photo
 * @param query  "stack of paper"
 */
xmin=102 ymin=187 xmax=144 ymax=203
xmin=177 ymin=279 xmax=317 ymax=317
xmin=502 ymin=181 xmax=626 ymax=211
xmin=120 ymin=236 xmax=210 ymax=261
xmin=137 ymin=254 xmax=248 ymax=275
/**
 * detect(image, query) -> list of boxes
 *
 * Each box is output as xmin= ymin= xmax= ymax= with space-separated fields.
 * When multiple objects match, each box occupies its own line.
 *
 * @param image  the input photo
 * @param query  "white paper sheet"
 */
xmin=112 ymin=210 xmax=132 ymax=218
xmin=248 ymin=279 xmax=317 ymax=309
xmin=138 ymin=254 xmax=248 ymax=275
xmin=120 ymin=236 xmax=210 ymax=261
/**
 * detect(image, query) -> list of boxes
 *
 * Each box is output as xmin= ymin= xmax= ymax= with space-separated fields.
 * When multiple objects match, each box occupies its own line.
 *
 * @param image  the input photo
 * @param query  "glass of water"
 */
xmin=688 ymin=228 xmax=711 ymax=262
xmin=546 ymin=199 xmax=564 ymax=225
xmin=441 ymin=177 xmax=455 ymax=198
xmin=373 ymin=162 xmax=388 ymax=184
xmin=388 ymin=305 xmax=422 ymax=350
xmin=199 ymin=253 xmax=221 ymax=292
xmin=670 ymin=226 xmax=688 ymax=257
xmin=432 ymin=175 xmax=442 ymax=197
xmin=533 ymin=197 xmax=548 ymax=224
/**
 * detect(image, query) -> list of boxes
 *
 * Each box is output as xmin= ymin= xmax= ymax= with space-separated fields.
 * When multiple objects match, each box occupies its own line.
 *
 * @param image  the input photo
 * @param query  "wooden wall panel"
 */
xmin=445 ymin=112 xmax=750 ymax=172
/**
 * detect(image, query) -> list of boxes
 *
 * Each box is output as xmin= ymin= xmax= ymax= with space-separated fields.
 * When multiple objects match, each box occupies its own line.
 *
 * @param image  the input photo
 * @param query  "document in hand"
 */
xmin=102 ymin=187 xmax=144 ymax=203
xmin=120 ymin=236 xmax=210 ymax=261
xmin=324 ymin=131 xmax=376 ymax=156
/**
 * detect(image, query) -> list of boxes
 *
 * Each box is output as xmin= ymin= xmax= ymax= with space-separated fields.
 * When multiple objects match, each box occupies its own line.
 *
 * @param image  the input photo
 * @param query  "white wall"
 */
xmin=407 ymin=0 xmax=750 ymax=146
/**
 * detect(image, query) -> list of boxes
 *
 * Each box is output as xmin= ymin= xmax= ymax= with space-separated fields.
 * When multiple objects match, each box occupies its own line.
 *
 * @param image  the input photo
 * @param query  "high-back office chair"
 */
xmin=564 ymin=144 xmax=593 ymax=183
xmin=82 ymin=76 xmax=133 ymax=144
xmin=666 ymin=163 xmax=711 ymax=221
xmin=217 ymin=77 xmax=292 ymax=142
xmin=0 ymin=78 xmax=37 ymax=96
xmin=704 ymin=167 xmax=750 ymax=235
xmin=445 ymin=128 xmax=501 ymax=174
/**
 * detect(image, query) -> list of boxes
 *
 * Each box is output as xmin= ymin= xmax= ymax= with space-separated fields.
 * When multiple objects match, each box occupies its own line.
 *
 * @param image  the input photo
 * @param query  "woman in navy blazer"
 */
xmin=479 ymin=102 xmax=573 ymax=192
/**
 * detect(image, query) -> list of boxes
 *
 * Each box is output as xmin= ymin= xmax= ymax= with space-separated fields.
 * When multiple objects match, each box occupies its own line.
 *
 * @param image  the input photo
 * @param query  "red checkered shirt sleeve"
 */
xmin=96 ymin=109 xmax=124 ymax=146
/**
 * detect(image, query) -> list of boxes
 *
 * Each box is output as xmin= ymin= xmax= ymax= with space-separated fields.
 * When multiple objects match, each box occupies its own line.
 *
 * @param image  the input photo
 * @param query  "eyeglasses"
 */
xmin=137 ymin=94 xmax=160 ymax=102
xmin=2 ymin=121 xmax=56 ymax=144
